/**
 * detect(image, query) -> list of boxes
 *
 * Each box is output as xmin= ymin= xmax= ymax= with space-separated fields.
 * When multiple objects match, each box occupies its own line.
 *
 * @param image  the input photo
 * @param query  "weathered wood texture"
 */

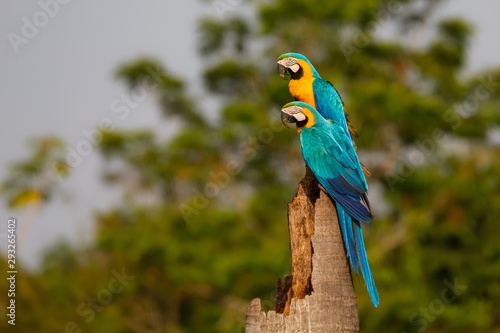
xmin=245 ymin=168 xmax=359 ymax=332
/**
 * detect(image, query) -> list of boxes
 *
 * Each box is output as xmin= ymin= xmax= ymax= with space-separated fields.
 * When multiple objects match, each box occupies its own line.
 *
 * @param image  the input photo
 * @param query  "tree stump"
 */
xmin=245 ymin=167 xmax=360 ymax=332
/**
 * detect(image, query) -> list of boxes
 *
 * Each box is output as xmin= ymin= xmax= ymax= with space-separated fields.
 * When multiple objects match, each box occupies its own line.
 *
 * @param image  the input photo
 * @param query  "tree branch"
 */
xmin=245 ymin=167 xmax=360 ymax=332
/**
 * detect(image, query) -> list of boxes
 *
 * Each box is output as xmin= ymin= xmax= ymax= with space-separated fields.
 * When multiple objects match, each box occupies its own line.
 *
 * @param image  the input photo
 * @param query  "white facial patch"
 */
xmin=289 ymin=63 xmax=300 ymax=73
xmin=294 ymin=112 xmax=307 ymax=122
xmin=282 ymin=105 xmax=307 ymax=122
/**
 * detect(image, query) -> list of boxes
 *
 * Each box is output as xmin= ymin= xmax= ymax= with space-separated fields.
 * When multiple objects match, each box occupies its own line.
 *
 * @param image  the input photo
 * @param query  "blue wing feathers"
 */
xmin=316 ymin=175 xmax=371 ymax=222
xmin=299 ymin=112 xmax=377 ymax=306
xmin=312 ymin=79 xmax=352 ymax=141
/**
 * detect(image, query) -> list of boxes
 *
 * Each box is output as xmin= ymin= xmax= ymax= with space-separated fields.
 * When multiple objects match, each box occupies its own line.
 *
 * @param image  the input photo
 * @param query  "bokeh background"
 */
xmin=1 ymin=0 xmax=500 ymax=332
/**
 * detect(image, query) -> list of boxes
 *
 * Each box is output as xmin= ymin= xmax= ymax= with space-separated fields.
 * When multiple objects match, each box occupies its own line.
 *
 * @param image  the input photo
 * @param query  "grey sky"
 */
xmin=0 ymin=0 xmax=499 ymax=269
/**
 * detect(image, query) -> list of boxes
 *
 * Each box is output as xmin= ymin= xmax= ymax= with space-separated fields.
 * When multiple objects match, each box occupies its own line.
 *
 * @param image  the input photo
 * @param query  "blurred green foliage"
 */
xmin=2 ymin=0 xmax=500 ymax=332
xmin=0 ymin=137 xmax=69 ymax=208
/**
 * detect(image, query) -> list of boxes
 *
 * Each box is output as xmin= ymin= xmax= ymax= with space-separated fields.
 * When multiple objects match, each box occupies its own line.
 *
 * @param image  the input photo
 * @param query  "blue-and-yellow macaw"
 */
xmin=277 ymin=52 xmax=358 ymax=143
xmin=281 ymin=101 xmax=379 ymax=307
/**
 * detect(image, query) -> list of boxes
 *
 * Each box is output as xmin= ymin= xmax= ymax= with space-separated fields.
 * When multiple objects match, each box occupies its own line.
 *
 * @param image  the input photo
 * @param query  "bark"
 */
xmin=245 ymin=167 xmax=359 ymax=332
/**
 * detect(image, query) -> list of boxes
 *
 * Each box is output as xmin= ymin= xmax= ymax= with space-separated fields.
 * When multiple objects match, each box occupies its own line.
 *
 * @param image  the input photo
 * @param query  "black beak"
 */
xmin=277 ymin=63 xmax=288 ymax=79
xmin=281 ymin=112 xmax=297 ymax=127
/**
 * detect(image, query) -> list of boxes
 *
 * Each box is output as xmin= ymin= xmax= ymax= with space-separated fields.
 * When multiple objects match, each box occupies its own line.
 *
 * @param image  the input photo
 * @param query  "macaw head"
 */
xmin=277 ymin=53 xmax=320 ymax=81
xmin=281 ymin=101 xmax=323 ymax=133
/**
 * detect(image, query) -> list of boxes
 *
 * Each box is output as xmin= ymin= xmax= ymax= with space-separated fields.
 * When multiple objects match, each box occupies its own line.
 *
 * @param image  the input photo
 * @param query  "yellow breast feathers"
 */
xmin=288 ymin=59 xmax=317 ymax=109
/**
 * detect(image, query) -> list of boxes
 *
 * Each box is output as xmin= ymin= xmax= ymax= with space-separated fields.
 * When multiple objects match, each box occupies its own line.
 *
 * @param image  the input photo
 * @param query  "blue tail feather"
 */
xmin=337 ymin=203 xmax=358 ymax=273
xmin=338 ymin=205 xmax=358 ymax=272
xmin=354 ymin=221 xmax=379 ymax=307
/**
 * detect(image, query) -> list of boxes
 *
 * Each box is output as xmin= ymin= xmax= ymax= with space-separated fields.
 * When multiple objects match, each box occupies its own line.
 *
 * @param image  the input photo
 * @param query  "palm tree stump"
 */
xmin=245 ymin=167 xmax=360 ymax=332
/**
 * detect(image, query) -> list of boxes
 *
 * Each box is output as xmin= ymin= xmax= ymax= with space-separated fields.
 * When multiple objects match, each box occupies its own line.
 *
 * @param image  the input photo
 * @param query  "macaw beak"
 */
xmin=277 ymin=62 xmax=289 ymax=79
xmin=281 ymin=112 xmax=297 ymax=127
xmin=281 ymin=105 xmax=306 ymax=127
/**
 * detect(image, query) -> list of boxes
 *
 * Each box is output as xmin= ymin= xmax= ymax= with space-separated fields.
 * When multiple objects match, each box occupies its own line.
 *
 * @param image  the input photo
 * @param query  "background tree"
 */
xmin=2 ymin=0 xmax=500 ymax=332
